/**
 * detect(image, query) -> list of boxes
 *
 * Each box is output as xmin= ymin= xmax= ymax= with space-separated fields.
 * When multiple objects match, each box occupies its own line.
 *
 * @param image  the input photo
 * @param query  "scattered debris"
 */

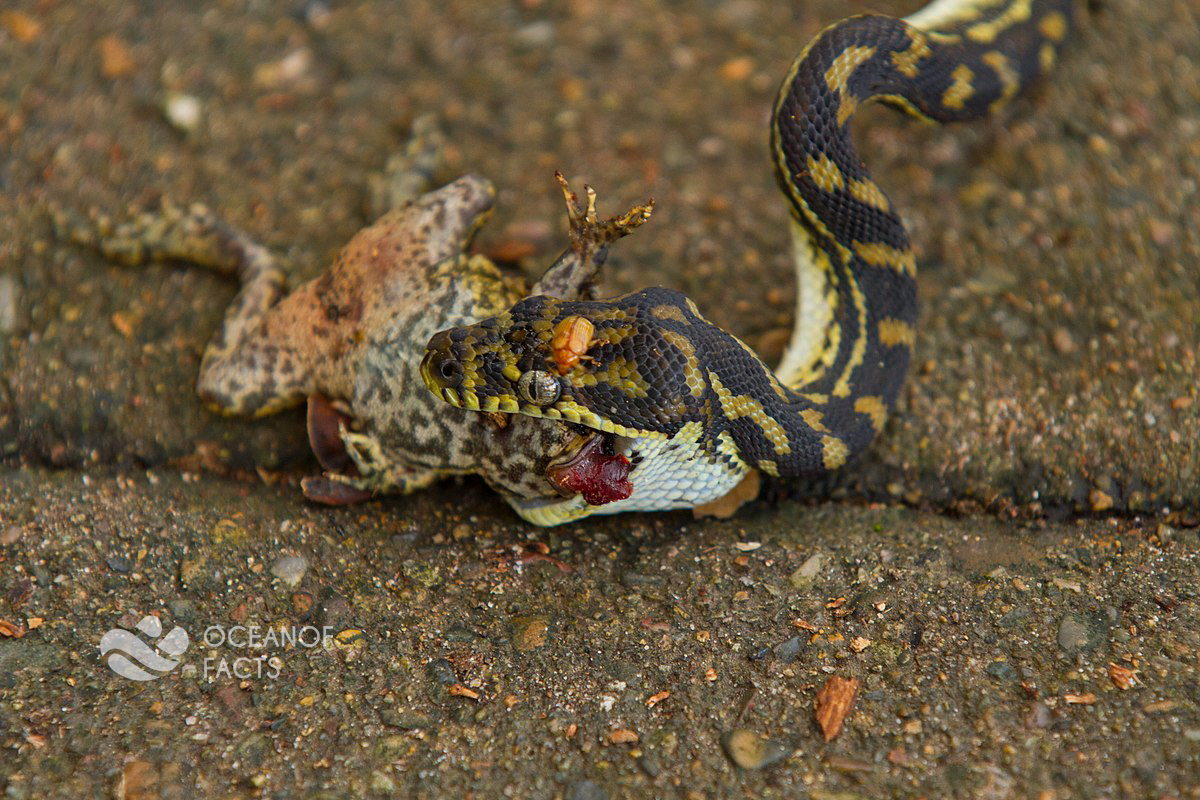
xmin=0 ymin=619 xmax=26 ymax=638
xmin=646 ymin=691 xmax=670 ymax=708
xmin=1108 ymin=663 xmax=1137 ymax=690
xmin=815 ymin=675 xmax=860 ymax=741
xmin=448 ymin=684 xmax=481 ymax=701
xmin=607 ymin=728 xmax=638 ymax=745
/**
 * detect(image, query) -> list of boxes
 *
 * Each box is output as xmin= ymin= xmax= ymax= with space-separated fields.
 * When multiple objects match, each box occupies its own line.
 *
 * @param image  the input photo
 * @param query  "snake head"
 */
xmin=421 ymin=289 xmax=704 ymax=438
xmin=420 ymin=295 xmax=568 ymax=415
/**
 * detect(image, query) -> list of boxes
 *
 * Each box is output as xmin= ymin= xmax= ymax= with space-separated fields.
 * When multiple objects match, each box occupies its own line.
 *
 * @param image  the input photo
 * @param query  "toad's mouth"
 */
xmin=543 ymin=428 xmax=636 ymax=507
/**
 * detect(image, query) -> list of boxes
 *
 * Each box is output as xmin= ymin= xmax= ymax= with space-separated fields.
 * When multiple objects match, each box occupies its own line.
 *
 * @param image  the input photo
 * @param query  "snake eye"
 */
xmin=438 ymin=358 xmax=463 ymax=384
xmin=517 ymin=369 xmax=561 ymax=406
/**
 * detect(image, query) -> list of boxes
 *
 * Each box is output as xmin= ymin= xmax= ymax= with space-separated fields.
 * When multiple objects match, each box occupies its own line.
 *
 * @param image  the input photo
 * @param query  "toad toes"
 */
xmin=57 ymin=119 xmax=652 ymax=518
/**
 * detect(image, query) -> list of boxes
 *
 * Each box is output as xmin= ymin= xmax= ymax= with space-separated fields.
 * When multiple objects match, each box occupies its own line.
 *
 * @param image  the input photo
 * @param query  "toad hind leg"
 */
xmin=53 ymin=202 xmax=308 ymax=417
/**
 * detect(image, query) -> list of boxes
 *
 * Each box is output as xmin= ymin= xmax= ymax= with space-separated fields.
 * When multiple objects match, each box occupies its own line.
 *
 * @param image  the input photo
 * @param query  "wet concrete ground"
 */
xmin=1 ymin=0 xmax=1198 ymax=797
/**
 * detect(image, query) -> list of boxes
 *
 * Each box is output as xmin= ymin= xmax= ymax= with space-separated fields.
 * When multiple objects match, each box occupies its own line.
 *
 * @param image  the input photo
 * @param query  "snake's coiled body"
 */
xmin=423 ymin=0 xmax=1076 ymax=525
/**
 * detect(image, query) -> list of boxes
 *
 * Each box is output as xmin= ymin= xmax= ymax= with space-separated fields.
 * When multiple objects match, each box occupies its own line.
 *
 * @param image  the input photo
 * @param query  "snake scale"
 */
xmin=423 ymin=0 xmax=1077 ymax=525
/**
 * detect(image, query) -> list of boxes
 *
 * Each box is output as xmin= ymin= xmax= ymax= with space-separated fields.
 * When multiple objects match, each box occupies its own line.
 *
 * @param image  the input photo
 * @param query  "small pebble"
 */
xmin=368 ymin=771 xmax=395 ymax=794
xmin=514 ymin=20 xmax=555 ymax=49
xmin=509 ymin=615 xmax=552 ymax=652
xmin=1089 ymin=489 xmax=1114 ymax=512
xmin=1052 ymin=327 xmax=1075 ymax=355
xmin=789 ymin=552 xmax=824 ymax=588
xmin=253 ymin=48 xmax=313 ymax=90
xmin=270 ymin=554 xmax=309 ymax=588
xmin=105 ymin=554 xmax=132 ymax=573
xmin=720 ymin=728 xmax=793 ymax=770
xmin=0 ymin=274 xmax=18 ymax=334
xmin=566 ymin=780 xmax=608 ymax=800
xmin=1057 ymin=614 xmax=1089 ymax=653
xmin=772 ymin=636 xmax=803 ymax=664
xmin=162 ymin=92 xmax=202 ymax=134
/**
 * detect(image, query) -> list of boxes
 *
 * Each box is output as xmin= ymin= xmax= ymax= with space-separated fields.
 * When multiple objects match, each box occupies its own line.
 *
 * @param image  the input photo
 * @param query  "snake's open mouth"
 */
xmin=545 ymin=430 xmax=634 ymax=506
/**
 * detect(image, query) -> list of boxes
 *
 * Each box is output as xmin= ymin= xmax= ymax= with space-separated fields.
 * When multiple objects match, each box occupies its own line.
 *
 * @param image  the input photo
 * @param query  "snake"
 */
xmin=422 ymin=0 xmax=1076 ymax=526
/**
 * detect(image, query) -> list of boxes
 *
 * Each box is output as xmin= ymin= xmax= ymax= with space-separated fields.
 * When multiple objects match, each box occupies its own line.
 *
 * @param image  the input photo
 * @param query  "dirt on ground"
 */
xmin=0 ymin=0 xmax=1197 ymax=797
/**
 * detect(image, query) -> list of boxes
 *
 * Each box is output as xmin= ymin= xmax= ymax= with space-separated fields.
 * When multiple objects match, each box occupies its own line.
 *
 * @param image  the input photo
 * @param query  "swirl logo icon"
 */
xmin=100 ymin=616 xmax=189 ymax=682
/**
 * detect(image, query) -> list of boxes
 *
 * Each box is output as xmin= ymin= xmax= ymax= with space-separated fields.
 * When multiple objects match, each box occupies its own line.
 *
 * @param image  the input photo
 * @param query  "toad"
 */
xmin=56 ymin=118 xmax=651 ymax=519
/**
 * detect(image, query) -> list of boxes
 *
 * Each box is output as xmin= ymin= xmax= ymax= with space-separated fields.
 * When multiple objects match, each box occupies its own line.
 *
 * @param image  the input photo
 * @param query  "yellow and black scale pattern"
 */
xmin=422 ymin=0 xmax=1076 ymax=523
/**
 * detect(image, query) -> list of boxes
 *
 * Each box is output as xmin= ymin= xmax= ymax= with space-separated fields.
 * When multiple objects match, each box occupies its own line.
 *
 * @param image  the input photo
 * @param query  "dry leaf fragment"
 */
xmin=720 ymin=56 xmax=755 ymax=83
xmin=849 ymin=637 xmax=872 ymax=653
xmin=693 ymin=470 xmax=760 ymax=519
xmin=111 ymin=311 xmax=137 ymax=338
xmin=646 ymin=690 xmax=670 ymax=708
xmin=98 ymin=35 xmax=136 ymax=78
xmin=704 ymin=668 xmax=718 ymax=682
xmin=1108 ymin=663 xmax=1137 ymax=690
xmin=814 ymin=675 xmax=860 ymax=741
xmin=1064 ymin=692 xmax=1096 ymax=705
xmin=1143 ymin=700 xmax=1177 ymax=713
xmin=1 ymin=11 xmax=42 ymax=43
xmin=448 ymin=684 xmax=481 ymax=701
xmin=791 ymin=618 xmax=818 ymax=632
xmin=608 ymin=728 xmax=639 ymax=744
xmin=0 ymin=619 xmax=25 ymax=638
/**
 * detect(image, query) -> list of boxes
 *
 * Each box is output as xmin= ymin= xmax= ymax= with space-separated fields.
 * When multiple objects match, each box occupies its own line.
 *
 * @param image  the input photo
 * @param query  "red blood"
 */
xmin=547 ymin=436 xmax=633 ymax=506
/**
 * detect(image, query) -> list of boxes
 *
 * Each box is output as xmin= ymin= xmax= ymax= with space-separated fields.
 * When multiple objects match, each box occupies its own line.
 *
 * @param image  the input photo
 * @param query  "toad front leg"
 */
xmin=301 ymin=394 xmax=439 ymax=504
